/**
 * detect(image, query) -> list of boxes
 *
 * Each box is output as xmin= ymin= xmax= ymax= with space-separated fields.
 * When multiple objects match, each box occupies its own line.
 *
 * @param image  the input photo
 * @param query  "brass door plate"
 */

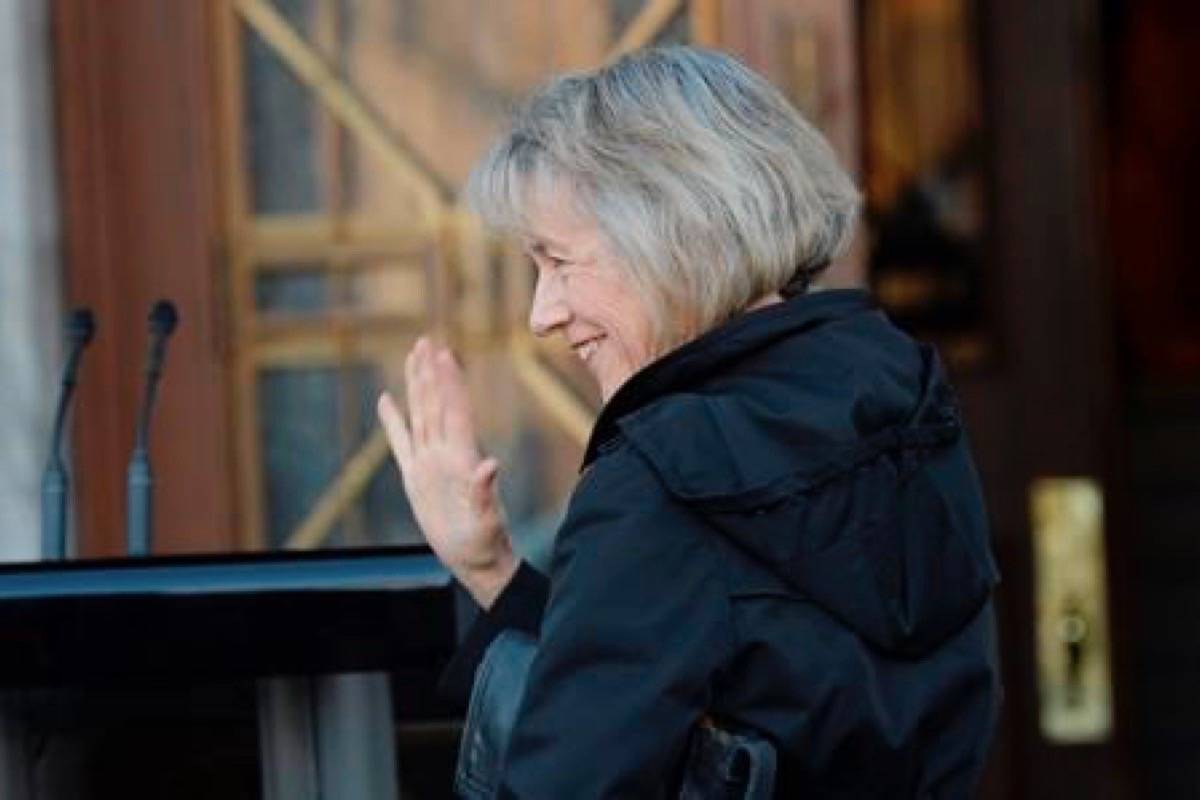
xmin=1030 ymin=477 xmax=1114 ymax=743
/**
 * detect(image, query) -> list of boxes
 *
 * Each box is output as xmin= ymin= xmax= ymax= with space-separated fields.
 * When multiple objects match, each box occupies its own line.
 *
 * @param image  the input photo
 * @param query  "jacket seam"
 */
xmin=630 ymin=418 xmax=961 ymax=512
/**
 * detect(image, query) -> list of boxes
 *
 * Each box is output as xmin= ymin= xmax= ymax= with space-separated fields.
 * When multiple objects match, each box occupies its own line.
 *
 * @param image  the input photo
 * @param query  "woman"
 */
xmin=378 ymin=46 xmax=1000 ymax=798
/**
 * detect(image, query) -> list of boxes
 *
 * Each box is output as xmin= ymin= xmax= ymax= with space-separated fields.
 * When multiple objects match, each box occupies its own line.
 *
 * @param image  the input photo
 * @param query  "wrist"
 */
xmin=462 ymin=552 xmax=519 ymax=609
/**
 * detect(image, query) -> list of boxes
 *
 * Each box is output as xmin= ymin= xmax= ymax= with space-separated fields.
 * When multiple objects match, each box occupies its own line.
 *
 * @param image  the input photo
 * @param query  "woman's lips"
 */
xmin=571 ymin=336 xmax=604 ymax=363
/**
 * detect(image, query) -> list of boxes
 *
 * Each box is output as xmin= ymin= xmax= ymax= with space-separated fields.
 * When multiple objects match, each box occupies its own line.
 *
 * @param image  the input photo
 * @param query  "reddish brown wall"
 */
xmin=53 ymin=0 xmax=235 ymax=555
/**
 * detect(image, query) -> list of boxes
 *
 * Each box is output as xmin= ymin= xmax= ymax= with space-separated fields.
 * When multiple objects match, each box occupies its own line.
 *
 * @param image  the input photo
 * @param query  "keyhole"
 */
xmin=1057 ymin=595 xmax=1090 ymax=709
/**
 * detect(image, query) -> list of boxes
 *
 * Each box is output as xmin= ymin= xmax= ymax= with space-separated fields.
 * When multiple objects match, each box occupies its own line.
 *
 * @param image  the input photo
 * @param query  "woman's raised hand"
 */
xmin=377 ymin=337 xmax=516 ymax=608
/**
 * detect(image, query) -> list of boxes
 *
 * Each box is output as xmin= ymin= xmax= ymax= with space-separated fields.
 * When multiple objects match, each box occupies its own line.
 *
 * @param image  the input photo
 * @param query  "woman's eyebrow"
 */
xmin=528 ymin=239 xmax=570 ymax=258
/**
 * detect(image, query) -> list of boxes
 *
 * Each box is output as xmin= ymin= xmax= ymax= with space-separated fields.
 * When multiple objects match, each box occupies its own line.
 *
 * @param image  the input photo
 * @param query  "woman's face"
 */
xmin=523 ymin=191 xmax=658 ymax=402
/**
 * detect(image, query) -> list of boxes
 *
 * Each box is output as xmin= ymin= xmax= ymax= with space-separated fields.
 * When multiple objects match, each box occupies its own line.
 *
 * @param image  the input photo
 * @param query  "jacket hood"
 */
xmin=606 ymin=290 xmax=999 ymax=657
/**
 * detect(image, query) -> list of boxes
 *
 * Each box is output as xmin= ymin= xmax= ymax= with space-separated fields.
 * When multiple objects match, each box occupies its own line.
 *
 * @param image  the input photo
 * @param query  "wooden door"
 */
xmin=859 ymin=0 xmax=1136 ymax=796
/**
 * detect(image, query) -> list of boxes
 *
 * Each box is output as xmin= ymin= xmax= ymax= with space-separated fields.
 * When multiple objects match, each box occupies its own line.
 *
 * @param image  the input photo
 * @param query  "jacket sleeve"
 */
xmin=495 ymin=447 xmax=735 ymax=798
xmin=438 ymin=560 xmax=550 ymax=707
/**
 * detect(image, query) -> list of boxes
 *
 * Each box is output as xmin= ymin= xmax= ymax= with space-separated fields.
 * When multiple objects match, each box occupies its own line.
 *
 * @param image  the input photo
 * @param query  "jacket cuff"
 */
xmin=437 ymin=560 xmax=549 ymax=707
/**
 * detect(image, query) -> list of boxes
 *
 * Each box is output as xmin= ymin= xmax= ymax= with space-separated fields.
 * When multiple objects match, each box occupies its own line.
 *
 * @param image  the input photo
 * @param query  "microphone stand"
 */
xmin=126 ymin=300 xmax=178 ymax=556
xmin=41 ymin=309 xmax=96 ymax=560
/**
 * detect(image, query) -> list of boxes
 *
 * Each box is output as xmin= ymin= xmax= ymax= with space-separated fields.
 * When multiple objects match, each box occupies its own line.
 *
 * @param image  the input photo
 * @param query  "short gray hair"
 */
xmin=466 ymin=46 xmax=860 ymax=348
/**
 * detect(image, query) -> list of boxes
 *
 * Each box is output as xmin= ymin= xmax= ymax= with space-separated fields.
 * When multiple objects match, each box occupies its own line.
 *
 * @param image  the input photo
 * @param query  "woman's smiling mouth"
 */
xmin=571 ymin=336 xmax=604 ymax=363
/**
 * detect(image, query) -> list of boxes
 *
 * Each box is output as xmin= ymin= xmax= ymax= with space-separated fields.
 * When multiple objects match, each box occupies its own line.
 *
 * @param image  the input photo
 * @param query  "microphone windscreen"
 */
xmin=67 ymin=308 xmax=96 ymax=345
xmin=148 ymin=300 xmax=179 ymax=336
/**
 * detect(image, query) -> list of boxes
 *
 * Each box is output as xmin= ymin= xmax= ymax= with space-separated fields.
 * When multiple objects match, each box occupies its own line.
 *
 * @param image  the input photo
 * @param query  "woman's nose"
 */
xmin=528 ymin=271 xmax=570 ymax=337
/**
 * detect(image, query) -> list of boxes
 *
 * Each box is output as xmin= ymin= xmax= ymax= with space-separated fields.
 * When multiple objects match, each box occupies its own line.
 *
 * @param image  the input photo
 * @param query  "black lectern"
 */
xmin=0 ymin=546 xmax=463 ymax=799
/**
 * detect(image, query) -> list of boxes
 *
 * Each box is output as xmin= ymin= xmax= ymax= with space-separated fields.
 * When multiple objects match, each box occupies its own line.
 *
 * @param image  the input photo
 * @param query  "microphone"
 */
xmin=126 ymin=300 xmax=178 ymax=556
xmin=42 ymin=308 xmax=97 ymax=560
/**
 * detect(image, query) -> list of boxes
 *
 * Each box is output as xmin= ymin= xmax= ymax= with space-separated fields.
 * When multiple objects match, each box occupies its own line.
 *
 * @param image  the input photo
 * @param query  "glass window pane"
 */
xmin=863 ymin=0 xmax=991 ymax=367
xmin=653 ymin=8 xmax=690 ymax=46
xmin=609 ymin=0 xmax=646 ymax=37
xmin=259 ymin=364 xmax=421 ymax=548
xmin=243 ymin=0 xmax=323 ymax=214
xmin=227 ymin=0 xmax=688 ymax=552
xmin=255 ymin=268 xmax=330 ymax=314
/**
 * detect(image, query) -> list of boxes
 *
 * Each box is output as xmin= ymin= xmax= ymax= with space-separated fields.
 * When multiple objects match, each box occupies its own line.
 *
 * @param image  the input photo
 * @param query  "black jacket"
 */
xmin=442 ymin=289 xmax=1001 ymax=798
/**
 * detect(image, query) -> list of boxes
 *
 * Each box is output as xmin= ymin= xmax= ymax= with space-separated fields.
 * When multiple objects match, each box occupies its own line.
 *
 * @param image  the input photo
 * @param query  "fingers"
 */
xmin=407 ymin=336 xmax=479 ymax=451
xmin=404 ymin=342 xmax=427 ymax=446
xmin=406 ymin=336 xmax=446 ymax=446
xmin=376 ymin=391 xmax=412 ymax=468
xmin=436 ymin=347 xmax=479 ymax=451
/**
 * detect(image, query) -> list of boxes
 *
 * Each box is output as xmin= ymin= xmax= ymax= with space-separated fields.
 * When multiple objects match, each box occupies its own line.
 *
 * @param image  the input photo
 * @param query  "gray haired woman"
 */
xmin=379 ymin=46 xmax=1000 ymax=798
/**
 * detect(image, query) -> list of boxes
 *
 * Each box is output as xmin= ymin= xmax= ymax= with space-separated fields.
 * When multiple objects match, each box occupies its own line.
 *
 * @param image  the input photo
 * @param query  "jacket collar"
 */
xmin=582 ymin=288 xmax=876 ymax=467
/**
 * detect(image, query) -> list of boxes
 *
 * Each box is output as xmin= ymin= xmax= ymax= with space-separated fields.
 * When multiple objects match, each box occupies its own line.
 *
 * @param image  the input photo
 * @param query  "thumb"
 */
xmin=469 ymin=457 xmax=501 ymax=519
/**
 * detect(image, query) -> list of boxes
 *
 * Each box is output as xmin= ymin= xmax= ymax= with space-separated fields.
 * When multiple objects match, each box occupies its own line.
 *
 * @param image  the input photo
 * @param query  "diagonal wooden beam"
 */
xmin=606 ymin=0 xmax=687 ymax=62
xmin=510 ymin=335 xmax=595 ymax=447
xmin=284 ymin=428 xmax=392 ymax=550
xmin=689 ymin=0 xmax=722 ymax=46
xmin=233 ymin=0 xmax=449 ymax=219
